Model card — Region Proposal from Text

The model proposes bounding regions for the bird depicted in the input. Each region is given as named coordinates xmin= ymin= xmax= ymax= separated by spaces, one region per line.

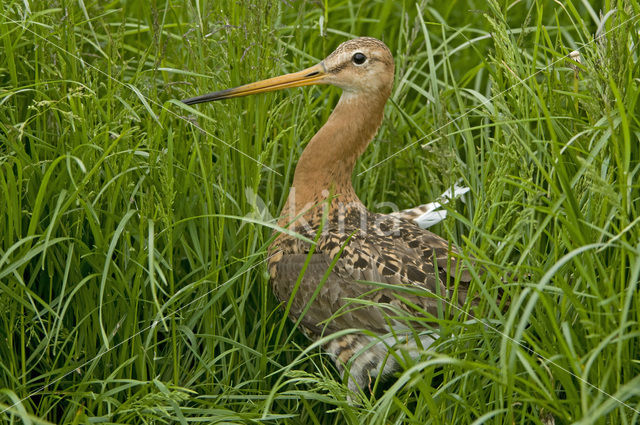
xmin=183 ymin=37 xmax=483 ymax=399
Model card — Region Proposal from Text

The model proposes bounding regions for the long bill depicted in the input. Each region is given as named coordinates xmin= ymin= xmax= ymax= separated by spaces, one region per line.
xmin=182 ymin=62 xmax=327 ymax=105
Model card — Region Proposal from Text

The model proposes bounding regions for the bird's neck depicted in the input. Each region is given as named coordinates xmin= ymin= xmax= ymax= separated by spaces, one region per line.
xmin=281 ymin=91 xmax=387 ymax=224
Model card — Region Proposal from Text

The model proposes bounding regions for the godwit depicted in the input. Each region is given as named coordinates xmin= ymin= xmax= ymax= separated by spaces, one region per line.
xmin=184 ymin=37 xmax=482 ymax=398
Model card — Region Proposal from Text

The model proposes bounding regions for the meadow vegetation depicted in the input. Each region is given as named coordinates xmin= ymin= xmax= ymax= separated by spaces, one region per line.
xmin=1 ymin=0 xmax=639 ymax=423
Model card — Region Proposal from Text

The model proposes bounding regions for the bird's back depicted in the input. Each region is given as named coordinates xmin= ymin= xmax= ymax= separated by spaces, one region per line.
xmin=267 ymin=202 xmax=475 ymax=396
xmin=268 ymin=203 xmax=473 ymax=336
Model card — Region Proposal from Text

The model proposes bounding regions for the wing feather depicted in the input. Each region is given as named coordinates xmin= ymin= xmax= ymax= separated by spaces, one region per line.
xmin=269 ymin=212 xmax=473 ymax=335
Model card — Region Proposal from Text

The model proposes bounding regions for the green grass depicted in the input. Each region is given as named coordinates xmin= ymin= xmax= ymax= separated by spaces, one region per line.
xmin=1 ymin=0 xmax=639 ymax=423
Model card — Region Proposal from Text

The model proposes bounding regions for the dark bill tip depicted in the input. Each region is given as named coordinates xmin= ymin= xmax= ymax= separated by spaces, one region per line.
xmin=182 ymin=88 xmax=234 ymax=105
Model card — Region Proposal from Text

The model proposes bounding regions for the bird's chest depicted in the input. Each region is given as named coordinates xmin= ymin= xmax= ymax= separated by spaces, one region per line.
xmin=268 ymin=205 xmax=378 ymax=260
xmin=266 ymin=208 xmax=405 ymax=302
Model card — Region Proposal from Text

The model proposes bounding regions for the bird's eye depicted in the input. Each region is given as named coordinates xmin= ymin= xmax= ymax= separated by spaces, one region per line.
xmin=352 ymin=52 xmax=366 ymax=65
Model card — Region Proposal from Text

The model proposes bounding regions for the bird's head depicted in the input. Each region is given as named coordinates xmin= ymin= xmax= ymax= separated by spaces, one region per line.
xmin=182 ymin=37 xmax=394 ymax=105
xmin=320 ymin=37 xmax=395 ymax=96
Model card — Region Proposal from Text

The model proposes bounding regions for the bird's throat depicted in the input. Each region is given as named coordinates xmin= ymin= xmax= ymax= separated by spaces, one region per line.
xmin=285 ymin=93 xmax=387 ymax=217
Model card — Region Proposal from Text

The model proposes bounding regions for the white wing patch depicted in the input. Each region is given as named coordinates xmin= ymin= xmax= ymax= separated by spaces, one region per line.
xmin=389 ymin=183 xmax=470 ymax=228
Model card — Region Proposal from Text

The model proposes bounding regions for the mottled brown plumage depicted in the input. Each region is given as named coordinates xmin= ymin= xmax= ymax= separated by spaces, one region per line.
xmin=184 ymin=37 xmax=477 ymax=398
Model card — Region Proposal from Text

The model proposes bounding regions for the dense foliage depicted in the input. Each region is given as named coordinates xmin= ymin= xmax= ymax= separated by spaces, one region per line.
xmin=1 ymin=0 xmax=639 ymax=423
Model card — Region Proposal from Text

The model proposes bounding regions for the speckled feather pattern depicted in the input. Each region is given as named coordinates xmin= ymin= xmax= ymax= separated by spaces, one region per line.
xmin=268 ymin=201 xmax=474 ymax=395
xmin=269 ymin=203 xmax=472 ymax=332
